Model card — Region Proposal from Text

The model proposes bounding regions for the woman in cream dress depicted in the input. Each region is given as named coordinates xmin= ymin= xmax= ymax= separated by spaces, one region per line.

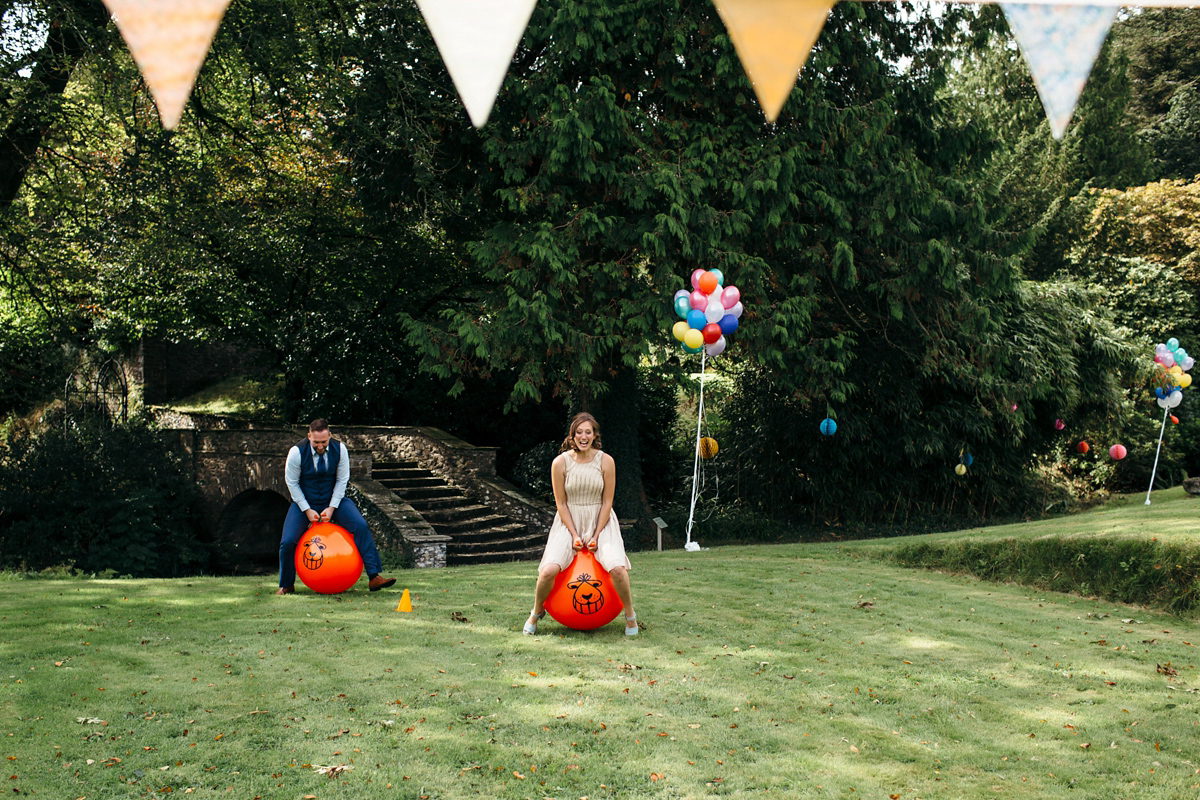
xmin=524 ymin=412 xmax=638 ymax=636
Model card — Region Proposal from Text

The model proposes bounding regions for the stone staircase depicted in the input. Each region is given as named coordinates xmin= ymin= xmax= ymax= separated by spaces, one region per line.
xmin=371 ymin=460 xmax=544 ymax=565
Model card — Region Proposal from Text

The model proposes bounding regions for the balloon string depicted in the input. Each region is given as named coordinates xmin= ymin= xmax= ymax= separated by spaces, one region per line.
xmin=1144 ymin=405 xmax=1170 ymax=506
xmin=686 ymin=351 xmax=706 ymax=546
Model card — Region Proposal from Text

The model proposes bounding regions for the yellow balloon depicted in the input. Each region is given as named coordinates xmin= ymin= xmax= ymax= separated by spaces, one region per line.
xmin=683 ymin=328 xmax=704 ymax=349
xmin=1170 ymin=365 xmax=1183 ymax=376
xmin=954 ymin=464 xmax=967 ymax=476
xmin=1183 ymin=373 xmax=1194 ymax=388
xmin=672 ymin=321 xmax=689 ymax=342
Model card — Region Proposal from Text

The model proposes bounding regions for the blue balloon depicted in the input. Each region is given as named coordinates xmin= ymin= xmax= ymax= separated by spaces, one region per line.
xmin=718 ymin=314 xmax=739 ymax=335
xmin=1168 ymin=337 xmax=1180 ymax=350
xmin=820 ymin=418 xmax=837 ymax=436
xmin=682 ymin=343 xmax=704 ymax=354
xmin=710 ymin=268 xmax=725 ymax=287
xmin=674 ymin=296 xmax=691 ymax=319
xmin=687 ymin=309 xmax=707 ymax=329
xmin=963 ymin=454 xmax=974 ymax=466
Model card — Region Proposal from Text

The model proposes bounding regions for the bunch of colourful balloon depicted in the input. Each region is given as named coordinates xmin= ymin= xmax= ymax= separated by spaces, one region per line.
xmin=670 ymin=269 xmax=745 ymax=357
xmin=1153 ymin=337 xmax=1193 ymax=409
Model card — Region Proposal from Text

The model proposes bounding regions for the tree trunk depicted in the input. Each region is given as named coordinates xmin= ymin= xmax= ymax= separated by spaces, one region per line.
xmin=584 ymin=363 xmax=656 ymax=549
xmin=0 ymin=1 xmax=111 ymax=208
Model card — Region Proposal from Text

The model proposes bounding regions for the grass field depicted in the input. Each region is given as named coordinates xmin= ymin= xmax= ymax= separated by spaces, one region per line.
xmin=3 ymin=490 xmax=1200 ymax=798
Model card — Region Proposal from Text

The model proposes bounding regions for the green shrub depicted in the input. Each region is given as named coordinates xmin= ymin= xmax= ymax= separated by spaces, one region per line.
xmin=888 ymin=535 xmax=1200 ymax=613
xmin=0 ymin=416 xmax=210 ymax=576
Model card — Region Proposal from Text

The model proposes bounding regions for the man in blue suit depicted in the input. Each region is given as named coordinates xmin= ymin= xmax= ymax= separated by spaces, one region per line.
xmin=277 ymin=419 xmax=395 ymax=595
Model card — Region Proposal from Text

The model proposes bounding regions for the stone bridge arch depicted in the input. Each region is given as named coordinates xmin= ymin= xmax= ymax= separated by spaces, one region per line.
xmin=160 ymin=420 xmax=554 ymax=573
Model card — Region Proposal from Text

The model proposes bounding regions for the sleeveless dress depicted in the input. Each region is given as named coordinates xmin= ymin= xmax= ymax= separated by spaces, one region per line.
xmin=537 ymin=450 xmax=630 ymax=573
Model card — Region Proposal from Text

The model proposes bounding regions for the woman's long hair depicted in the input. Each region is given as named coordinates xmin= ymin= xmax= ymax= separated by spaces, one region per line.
xmin=560 ymin=412 xmax=603 ymax=453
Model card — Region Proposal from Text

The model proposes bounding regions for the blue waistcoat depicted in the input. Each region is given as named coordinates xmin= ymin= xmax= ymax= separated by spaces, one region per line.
xmin=297 ymin=438 xmax=342 ymax=509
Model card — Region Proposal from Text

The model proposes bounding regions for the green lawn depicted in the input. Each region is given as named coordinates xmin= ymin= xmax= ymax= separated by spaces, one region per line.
xmin=3 ymin=490 xmax=1200 ymax=798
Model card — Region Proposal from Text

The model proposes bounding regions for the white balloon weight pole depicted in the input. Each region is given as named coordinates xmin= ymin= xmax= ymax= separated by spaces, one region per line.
xmin=1145 ymin=405 xmax=1171 ymax=505
xmin=684 ymin=352 xmax=706 ymax=551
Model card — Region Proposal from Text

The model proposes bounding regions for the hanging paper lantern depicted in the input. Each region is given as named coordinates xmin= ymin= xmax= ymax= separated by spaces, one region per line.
xmin=954 ymin=464 xmax=967 ymax=476
xmin=819 ymin=418 xmax=837 ymax=436
xmin=1076 ymin=441 xmax=1089 ymax=454
xmin=698 ymin=437 xmax=719 ymax=459
xmin=1108 ymin=444 xmax=1127 ymax=460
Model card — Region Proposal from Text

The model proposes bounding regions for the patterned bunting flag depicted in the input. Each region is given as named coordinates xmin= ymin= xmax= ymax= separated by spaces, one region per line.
xmin=1002 ymin=3 xmax=1118 ymax=139
xmin=103 ymin=0 xmax=232 ymax=130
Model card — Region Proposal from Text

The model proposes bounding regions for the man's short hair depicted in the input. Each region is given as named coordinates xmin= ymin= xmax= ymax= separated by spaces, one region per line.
xmin=309 ymin=419 xmax=330 ymax=433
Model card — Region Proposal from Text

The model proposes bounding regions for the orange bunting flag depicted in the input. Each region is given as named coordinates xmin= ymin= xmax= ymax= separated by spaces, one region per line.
xmin=712 ymin=0 xmax=835 ymax=123
xmin=103 ymin=0 xmax=232 ymax=129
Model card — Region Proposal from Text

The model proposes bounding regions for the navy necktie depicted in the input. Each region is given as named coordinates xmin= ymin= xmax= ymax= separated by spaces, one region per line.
xmin=317 ymin=454 xmax=326 ymax=473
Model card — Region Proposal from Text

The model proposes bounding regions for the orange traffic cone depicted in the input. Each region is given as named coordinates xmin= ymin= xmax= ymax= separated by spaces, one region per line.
xmin=395 ymin=589 xmax=413 ymax=612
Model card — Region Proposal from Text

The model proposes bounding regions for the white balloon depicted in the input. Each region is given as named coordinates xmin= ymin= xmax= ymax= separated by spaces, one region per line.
xmin=705 ymin=336 xmax=727 ymax=357
xmin=1169 ymin=392 xmax=1184 ymax=408
xmin=1185 ymin=357 xmax=1195 ymax=371
xmin=1158 ymin=397 xmax=1170 ymax=409
xmin=705 ymin=299 xmax=724 ymax=324
xmin=729 ymin=301 xmax=744 ymax=319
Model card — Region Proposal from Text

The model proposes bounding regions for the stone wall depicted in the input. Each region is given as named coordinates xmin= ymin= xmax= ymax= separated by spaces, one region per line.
xmin=349 ymin=480 xmax=449 ymax=569
xmin=161 ymin=420 xmax=552 ymax=569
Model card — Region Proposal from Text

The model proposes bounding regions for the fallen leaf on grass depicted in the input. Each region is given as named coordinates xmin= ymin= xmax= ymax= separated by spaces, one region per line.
xmin=650 ymin=772 xmax=663 ymax=782
xmin=1158 ymin=663 xmax=1179 ymax=677
xmin=450 ymin=611 xmax=469 ymax=623
xmin=328 ymin=729 xmax=351 ymax=739
xmin=76 ymin=717 xmax=105 ymax=725
xmin=313 ymin=764 xmax=352 ymax=779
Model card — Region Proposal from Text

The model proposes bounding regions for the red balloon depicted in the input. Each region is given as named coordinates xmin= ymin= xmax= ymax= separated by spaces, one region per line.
xmin=1171 ymin=415 xmax=1180 ymax=425
xmin=543 ymin=550 xmax=624 ymax=631
xmin=295 ymin=523 xmax=363 ymax=594
xmin=702 ymin=322 xmax=722 ymax=344
xmin=698 ymin=271 xmax=719 ymax=295
xmin=1076 ymin=441 xmax=1090 ymax=454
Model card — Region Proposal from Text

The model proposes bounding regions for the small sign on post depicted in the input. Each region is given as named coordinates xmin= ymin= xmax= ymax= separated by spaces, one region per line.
xmin=652 ymin=517 xmax=667 ymax=551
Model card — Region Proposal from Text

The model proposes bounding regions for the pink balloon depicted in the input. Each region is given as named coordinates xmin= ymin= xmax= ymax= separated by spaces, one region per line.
xmin=728 ymin=301 xmax=743 ymax=320
xmin=690 ymin=269 xmax=706 ymax=291
xmin=1109 ymin=444 xmax=1127 ymax=460
xmin=721 ymin=285 xmax=741 ymax=309
xmin=690 ymin=290 xmax=708 ymax=311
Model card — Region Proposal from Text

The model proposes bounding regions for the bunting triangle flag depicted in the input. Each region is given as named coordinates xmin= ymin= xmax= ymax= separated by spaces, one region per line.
xmin=1002 ymin=3 xmax=1118 ymax=139
xmin=103 ymin=0 xmax=232 ymax=130
xmin=712 ymin=0 xmax=835 ymax=123
xmin=415 ymin=0 xmax=538 ymax=128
